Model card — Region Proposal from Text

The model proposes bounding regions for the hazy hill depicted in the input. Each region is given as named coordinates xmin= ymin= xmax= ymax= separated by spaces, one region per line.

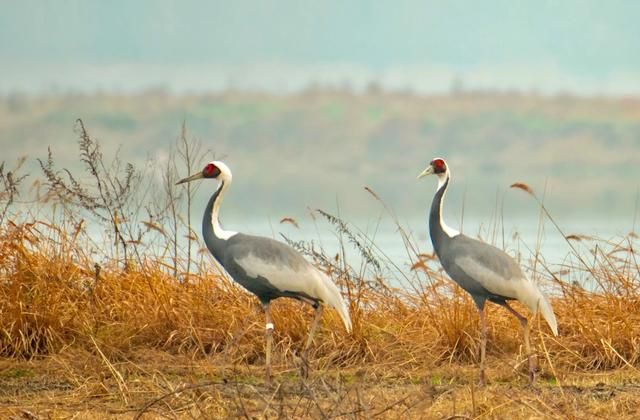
xmin=2 ymin=90 xmax=639 ymax=226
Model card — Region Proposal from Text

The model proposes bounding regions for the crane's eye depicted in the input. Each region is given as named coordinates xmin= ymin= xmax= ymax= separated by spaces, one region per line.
xmin=203 ymin=163 xmax=218 ymax=177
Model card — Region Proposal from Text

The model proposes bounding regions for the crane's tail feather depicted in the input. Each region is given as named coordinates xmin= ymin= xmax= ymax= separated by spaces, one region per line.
xmin=520 ymin=280 xmax=558 ymax=336
xmin=537 ymin=293 xmax=558 ymax=336
xmin=317 ymin=272 xmax=352 ymax=333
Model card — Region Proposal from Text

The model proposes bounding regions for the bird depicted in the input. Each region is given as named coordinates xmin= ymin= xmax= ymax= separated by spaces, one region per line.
xmin=417 ymin=157 xmax=558 ymax=385
xmin=177 ymin=160 xmax=352 ymax=385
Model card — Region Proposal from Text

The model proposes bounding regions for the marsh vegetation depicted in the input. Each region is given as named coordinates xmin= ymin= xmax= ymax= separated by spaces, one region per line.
xmin=1 ymin=99 xmax=640 ymax=418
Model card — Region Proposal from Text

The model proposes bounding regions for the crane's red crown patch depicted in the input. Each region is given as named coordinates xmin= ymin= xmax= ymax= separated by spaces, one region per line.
xmin=203 ymin=163 xmax=219 ymax=178
xmin=431 ymin=158 xmax=446 ymax=173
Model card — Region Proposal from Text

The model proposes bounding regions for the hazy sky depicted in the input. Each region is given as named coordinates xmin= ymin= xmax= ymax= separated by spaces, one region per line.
xmin=1 ymin=0 xmax=639 ymax=95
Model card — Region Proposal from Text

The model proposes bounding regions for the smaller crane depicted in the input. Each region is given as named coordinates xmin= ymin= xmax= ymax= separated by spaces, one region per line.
xmin=418 ymin=158 xmax=558 ymax=385
xmin=177 ymin=161 xmax=352 ymax=385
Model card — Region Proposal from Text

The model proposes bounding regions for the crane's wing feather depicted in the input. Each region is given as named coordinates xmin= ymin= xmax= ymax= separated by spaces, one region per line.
xmin=223 ymin=234 xmax=352 ymax=331
xmin=454 ymin=256 xmax=523 ymax=300
xmin=448 ymin=236 xmax=558 ymax=335
xmin=448 ymin=235 xmax=526 ymax=300
xmin=226 ymin=234 xmax=313 ymax=294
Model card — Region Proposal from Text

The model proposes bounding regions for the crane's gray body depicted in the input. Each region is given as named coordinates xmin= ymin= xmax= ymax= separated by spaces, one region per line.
xmin=430 ymin=178 xmax=524 ymax=310
xmin=180 ymin=160 xmax=352 ymax=387
xmin=422 ymin=159 xmax=558 ymax=385
xmin=201 ymin=183 xmax=320 ymax=305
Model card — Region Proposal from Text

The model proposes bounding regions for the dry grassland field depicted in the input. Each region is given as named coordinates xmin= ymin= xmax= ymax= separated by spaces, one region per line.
xmin=1 ymin=95 xmax=640 ymax=419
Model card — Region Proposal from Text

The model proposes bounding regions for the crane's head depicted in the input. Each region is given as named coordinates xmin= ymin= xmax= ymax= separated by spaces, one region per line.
xmin=176 ymin=160 xmax=232 ymax=185
xmin=417 ymin=158 xmax=448 ymax=180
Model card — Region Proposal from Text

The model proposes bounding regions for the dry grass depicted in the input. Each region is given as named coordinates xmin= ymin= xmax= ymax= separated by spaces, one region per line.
xmin=1 ymin=215 xmax=640 ymax=419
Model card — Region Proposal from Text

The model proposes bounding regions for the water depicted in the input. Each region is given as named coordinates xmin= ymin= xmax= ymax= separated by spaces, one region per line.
xmin=238 ymin=216 xmax=637 ymax=286
xmin=80 ymin=211 xmax=636 ymax=292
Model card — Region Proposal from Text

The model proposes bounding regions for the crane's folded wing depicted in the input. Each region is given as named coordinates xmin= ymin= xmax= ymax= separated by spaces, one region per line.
xmin=233 ymin=251 xmax=317 ymax=295
xmin=454 ymin=255 xmax=524 ymax=300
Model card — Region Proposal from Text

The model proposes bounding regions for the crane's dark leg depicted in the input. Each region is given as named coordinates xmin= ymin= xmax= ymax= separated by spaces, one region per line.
xmin=263 ymin=302 xmax=274 ymax=387
xmin=502 ymin=302 xmax=535 ymax=384
xmin=300 ymin=304 xmax=324 ymax=379
xmin=478 ymin=306 xmax=488 ymax=386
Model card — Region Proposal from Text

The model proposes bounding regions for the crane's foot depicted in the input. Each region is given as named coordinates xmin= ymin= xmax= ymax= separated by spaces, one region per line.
xmin=528 ymin=364 xmax=536 ymax=384
xmin=478 ymin=369 xmax=487 ymax=387
xmin=299 ymin=351 xmax=310 ymax=379
xmin=527 ymin=354 xmax=537 ymax=386
xmin=265 ymin=371 xmax=272 ymax=388
xmin=300 ymin=362 xmax=309 ymax=380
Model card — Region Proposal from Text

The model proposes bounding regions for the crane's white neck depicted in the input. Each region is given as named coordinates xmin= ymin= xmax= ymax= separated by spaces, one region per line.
xmin=436 ymin=170 xmax=460 ymax=238
xmin=211 ymin=172 xmax=238 ymax=240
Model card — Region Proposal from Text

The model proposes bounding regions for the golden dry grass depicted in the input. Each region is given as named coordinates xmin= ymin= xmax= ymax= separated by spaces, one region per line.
xmin=1 ymin=220 xmax=640 ymax=419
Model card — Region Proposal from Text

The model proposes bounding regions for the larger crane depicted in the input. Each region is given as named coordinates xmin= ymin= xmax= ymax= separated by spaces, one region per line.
xmin=177 ymin=161 xmax=352 ymax=385
xmin=417 ymin=158 xmax=558 ymax=385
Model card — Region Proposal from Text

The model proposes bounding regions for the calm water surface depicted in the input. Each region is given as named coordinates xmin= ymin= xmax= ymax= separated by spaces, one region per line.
xmin=238 ymin=216 xmax=637 ymax=291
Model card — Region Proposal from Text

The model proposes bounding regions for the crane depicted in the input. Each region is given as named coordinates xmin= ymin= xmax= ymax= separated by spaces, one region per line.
xmin=177 ymin=161 xmax=352 ymax=385
xmin=417 ymin=158 xmax=558 ymax=385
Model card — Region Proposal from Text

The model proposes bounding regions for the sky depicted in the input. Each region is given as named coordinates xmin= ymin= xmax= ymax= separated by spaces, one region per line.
xmin=1 ymin=0 xmax=639 ymax=95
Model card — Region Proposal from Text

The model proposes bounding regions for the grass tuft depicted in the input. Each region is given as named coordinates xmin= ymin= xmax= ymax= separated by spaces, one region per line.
xmin=1 ymin=216 xmax=640 ymax=418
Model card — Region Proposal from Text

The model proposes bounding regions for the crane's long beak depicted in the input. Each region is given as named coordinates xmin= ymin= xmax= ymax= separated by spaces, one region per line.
xmin=417 ymin=166 xmax=434 ymax=179
xmin=176 ymin=172 xmax=204 ymax=185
